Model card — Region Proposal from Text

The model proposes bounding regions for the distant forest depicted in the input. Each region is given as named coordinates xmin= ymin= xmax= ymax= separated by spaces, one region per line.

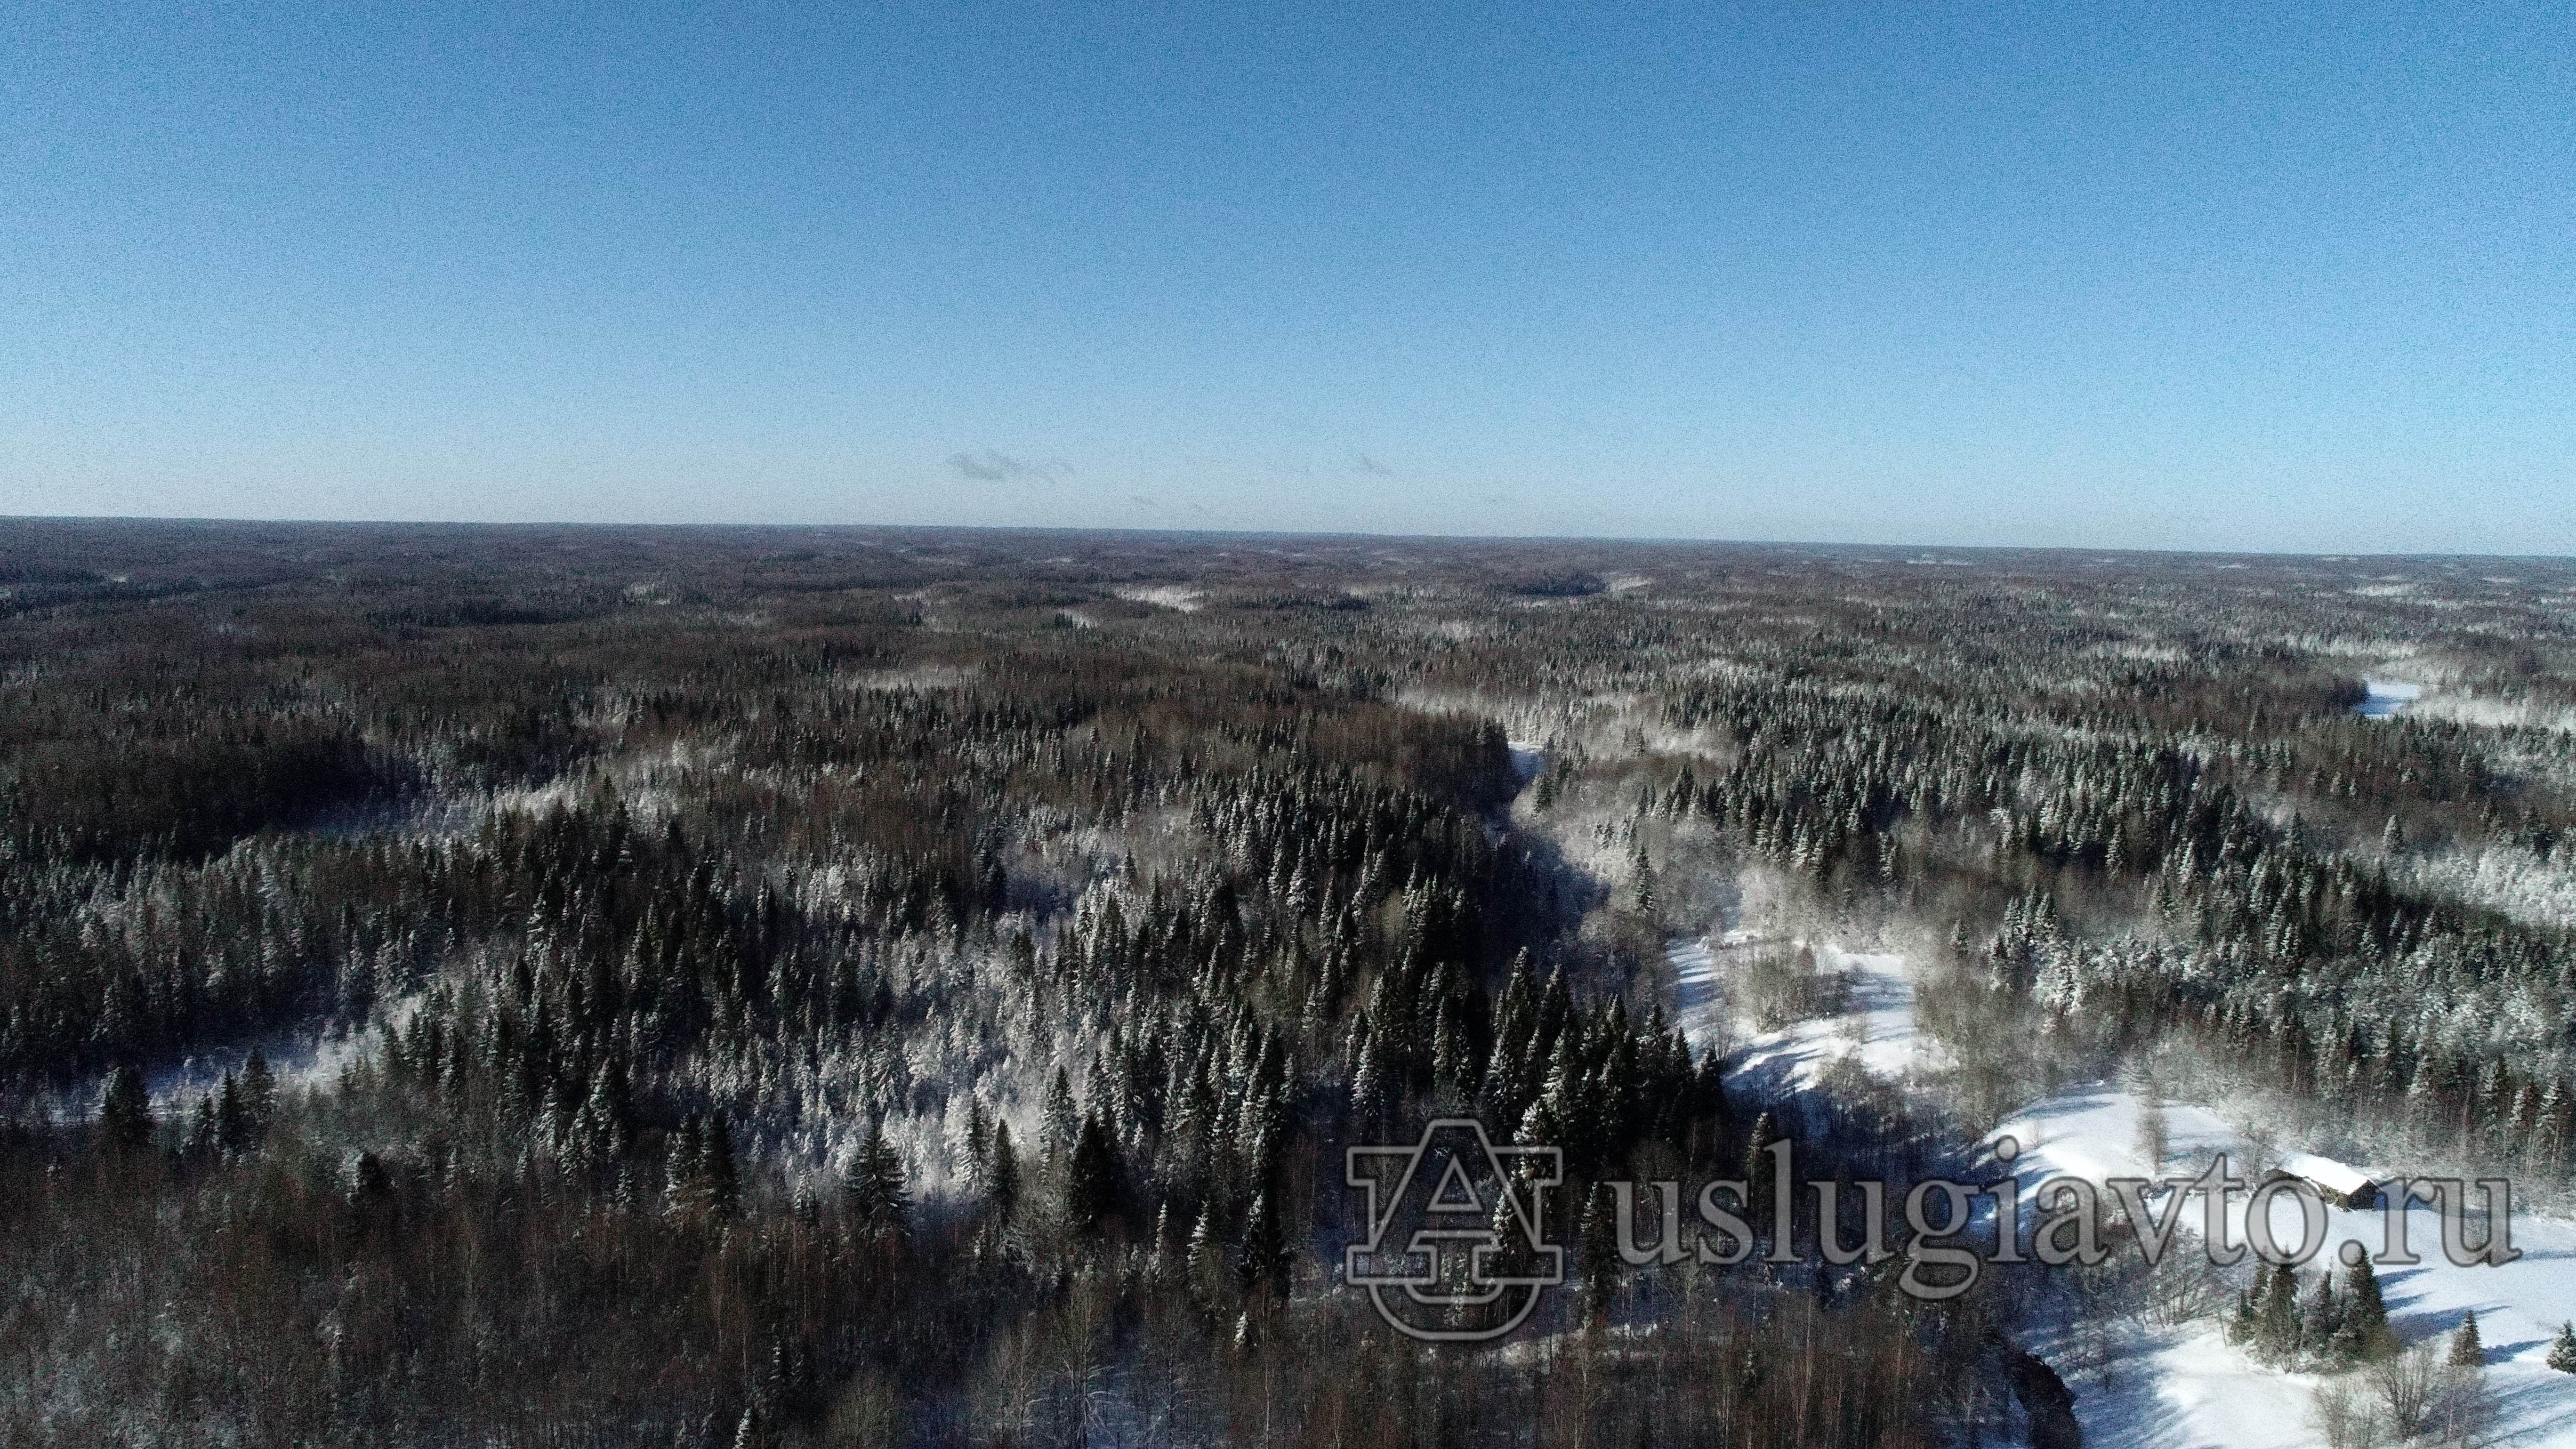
xmin=6 ymin=520 xmax=2574 ymax=1447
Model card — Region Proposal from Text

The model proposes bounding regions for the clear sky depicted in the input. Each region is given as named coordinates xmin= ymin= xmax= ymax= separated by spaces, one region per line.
xmin=6 ymin=2 xmax=2571 ymax=553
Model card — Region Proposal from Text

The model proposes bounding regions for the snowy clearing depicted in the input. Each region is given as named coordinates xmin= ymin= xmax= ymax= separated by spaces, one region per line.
xmin=1670 ymin=931 xmax=2576 ymax=1447
xmin=1668 ymin=934 xmax=1940 ymax=1093
xmin=1988 ymin=1089 xmax=2576 ymax=1449
xmin=48 ymin=1005 xmax=414 ymax=1125
xmin=1114 ymin=584 xmax=1204 ymax=612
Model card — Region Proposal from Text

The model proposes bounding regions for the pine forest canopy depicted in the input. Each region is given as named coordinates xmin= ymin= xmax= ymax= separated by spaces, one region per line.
xmin=4 ymin=518 xmax=2575 ymax=1447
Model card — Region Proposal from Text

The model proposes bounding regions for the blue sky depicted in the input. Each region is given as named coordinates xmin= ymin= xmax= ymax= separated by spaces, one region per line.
xmin=6 ymin=2 xmax=2571 ymax=552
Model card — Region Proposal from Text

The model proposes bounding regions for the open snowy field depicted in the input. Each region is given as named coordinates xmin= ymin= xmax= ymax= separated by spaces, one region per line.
xmin=2357 ymin=679 xmax=2425 ymax=719
xmin=1666 ymin=932 xmax=2576 ymax=1447
xmin=1992 ymin=1090 xmax=2576 ymax=1448
xmin=1668 ymin=934 xmax=1935 ymax=1087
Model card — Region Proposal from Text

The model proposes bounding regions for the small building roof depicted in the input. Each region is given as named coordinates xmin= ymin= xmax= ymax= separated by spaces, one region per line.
xmin=2276 ymin=1151 xmax=2375 ymax=1197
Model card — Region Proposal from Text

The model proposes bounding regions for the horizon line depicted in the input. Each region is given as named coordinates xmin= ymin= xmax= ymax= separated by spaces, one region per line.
xmin=4 ymin=514 xmax=2572 ymax=566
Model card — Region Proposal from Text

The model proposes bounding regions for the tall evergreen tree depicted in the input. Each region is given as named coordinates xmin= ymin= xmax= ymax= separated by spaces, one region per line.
xmin=2300 ymin=1272 xmax=2342 ymax=1357
xmin=1580 ymin=1180 xmax=1619 ymax=1322
xmin=2449 ymin=1308 xmax=2484 ymax=1367
xmin=1041 ymin=1066 xmax=1080 ymax=1170
xmin=705 ymin=1119 xmax=741 ymax=1219
xmin=185 ymin=1092 xmax=219 ymax=1159
xmin=985 ymin=1119 xmax=1021 ymax=1228
xmin=215 ymin=1072 xmax=247 ymax=1152
xmin=100 ymin=1066 xmax=153 ymax=1153
xmin=961 ymin=1099 xmax=992 ymax=1194
xmin=1186 ymin=1204 xmax=1228 ymax=1312
xmin=240 ymin=1048 xmax=276 ymax=1137
xmin=2340 ymin=1253 xmax=2393 ymax=1358
xmin=1743 ymin=1111 xmax=1780 ymax=1239
xmin=846 ymin=1119 xmax=909 ymax=1238
xmin=1239 ymin=1191 xmax=1288 ymax=1303
xmin=1063 ymin=1114 xmax=1124 ymax=1241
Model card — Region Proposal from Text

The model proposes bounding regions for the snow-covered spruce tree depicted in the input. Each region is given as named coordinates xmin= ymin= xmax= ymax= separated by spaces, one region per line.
xmin=2335 ymin=1253 xmax=2395 ymax=1360
xmin=98 ymin=1065 xmax=153 ymax=1154
xmin=2448 ymin=1308 xmax=2483 ymax=1367
xmin=1238 ymin=1190 xmax=1288 ymax=1305
xmin=2300 ymin=1273 xmax=2343 ymax=1361
xmin=2548 ymin=1320 xmax=2576 ymax=1374
xmin=1062 ymin=1113 xmax=1125 ymax=1244
xmin=1580 ymin=1180 xmax=1619 ymax=1325
xmin=1041 ymin=1064 xmax=1081 ymax=1173
xmin=846 ymin=1118 xmax=909 ymax=1239
xmin=984 ymin=1119 xmax=1021 ymax=1230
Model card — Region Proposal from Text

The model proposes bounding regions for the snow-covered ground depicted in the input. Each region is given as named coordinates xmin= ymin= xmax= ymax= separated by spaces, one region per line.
xmin=1989 ymin=1089 xmax=2576 ymax=1449
xmin=146 ymin=1013 xmax=400 ymax=1111
xmin=1666 ymin=930 xmax=2576 ymax=1447
xmin=1668 ymin=933 xmax=1935 ymax=1089
xmin=1668 ymin=935 xmax=1721 ymax=1033
xmin=42 ymin=1006 xmax=409 ymax=1124
xmin=1114 ymin=584 xmax=1204 ymax=612
xmin=2357 ymin=679 xmax=2424 ymax=719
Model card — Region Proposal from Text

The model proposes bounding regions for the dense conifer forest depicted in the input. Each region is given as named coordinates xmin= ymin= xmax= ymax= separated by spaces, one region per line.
xmin=6 ymin=520 xmax=2575 ymax=1446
